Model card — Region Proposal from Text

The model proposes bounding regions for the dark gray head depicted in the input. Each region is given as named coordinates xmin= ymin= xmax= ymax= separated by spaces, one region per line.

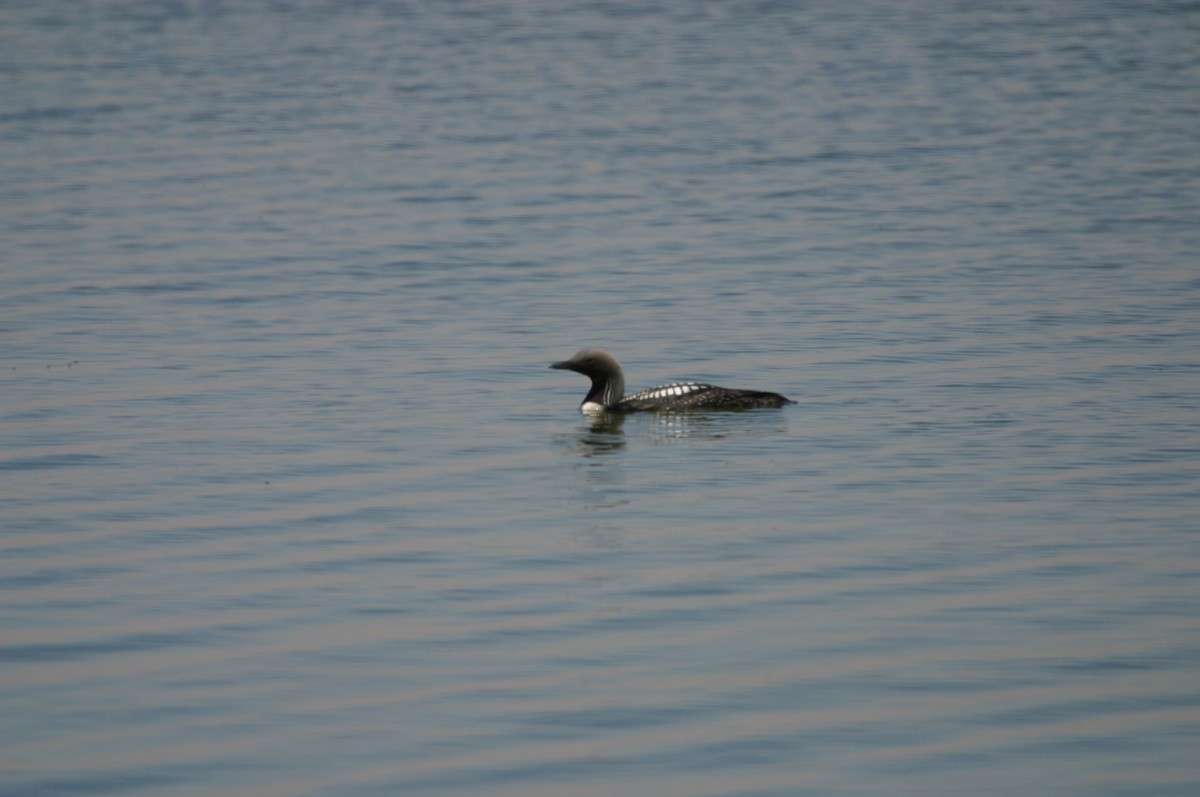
xmin=549 ymin=348 xmax=625 ymax=408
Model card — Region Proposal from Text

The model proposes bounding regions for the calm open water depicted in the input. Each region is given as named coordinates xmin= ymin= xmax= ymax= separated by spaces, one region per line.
xmin=3 ymin=2 xmax=1199 ymax=795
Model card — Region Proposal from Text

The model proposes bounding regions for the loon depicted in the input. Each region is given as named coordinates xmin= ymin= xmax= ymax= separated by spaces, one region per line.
xmin=550 ymin=348 xmax=793 ymax=414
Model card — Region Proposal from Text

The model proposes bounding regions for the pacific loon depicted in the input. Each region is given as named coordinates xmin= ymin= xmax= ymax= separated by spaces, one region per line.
xmin=550 ymin=348 xmax=793 ymax=414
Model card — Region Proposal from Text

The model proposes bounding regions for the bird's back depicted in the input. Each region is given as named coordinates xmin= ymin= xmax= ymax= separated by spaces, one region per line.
xmin=614 ymin=382 xmax=793 ymax=412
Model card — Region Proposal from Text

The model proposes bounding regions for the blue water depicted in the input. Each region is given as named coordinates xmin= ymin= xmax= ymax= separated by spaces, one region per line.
xmin=3 ymin=2 xmax=1199 ymax=795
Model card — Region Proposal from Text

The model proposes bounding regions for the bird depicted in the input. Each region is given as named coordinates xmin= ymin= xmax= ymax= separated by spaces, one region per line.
xmin=550 ymin=348 xmax=793 ymax=414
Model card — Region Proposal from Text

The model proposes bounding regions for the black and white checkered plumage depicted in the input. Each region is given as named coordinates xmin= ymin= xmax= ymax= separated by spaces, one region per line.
xmin=550 ymin=348 xmax=793 ymax=414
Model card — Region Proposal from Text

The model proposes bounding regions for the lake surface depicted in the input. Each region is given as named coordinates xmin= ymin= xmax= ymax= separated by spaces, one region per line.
xmin=3 ymin=2 xmax=1199 ymax=795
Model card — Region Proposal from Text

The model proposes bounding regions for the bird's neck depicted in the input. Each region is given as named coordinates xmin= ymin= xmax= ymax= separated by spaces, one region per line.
xmin=585 ymin=373 xmax=624 ymax=407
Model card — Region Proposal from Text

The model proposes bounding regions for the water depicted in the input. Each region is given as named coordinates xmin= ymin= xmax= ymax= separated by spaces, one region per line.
xmin=3 ymin=2 xmax=1199 ymax=795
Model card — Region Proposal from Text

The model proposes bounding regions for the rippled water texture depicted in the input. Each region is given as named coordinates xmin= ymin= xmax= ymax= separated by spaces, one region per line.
xmin=3 ymin=2 xmax=1199 ymax=795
